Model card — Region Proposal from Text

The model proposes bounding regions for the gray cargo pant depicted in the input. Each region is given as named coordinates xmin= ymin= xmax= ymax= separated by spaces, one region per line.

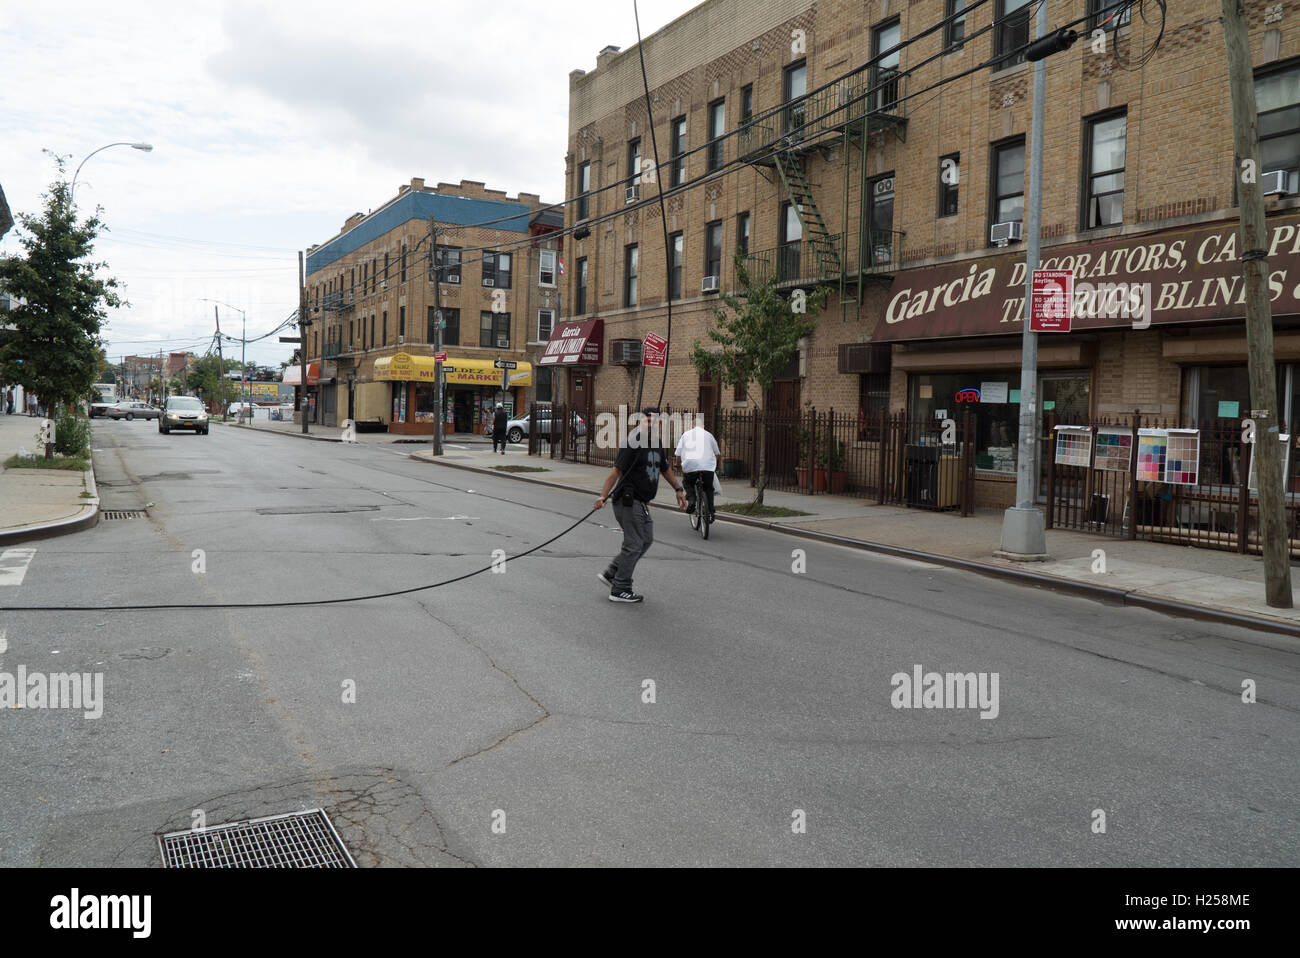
xmin=605 ymin=497 xmax=654 ymax=591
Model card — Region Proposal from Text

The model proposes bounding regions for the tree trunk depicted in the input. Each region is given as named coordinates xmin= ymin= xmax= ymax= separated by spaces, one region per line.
xmin=754 ymin=405 xmax=767 ymax=506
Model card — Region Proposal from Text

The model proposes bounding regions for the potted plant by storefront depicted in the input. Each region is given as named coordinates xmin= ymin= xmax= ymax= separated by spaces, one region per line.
xmin=814 ymin=439 xmax=848 ymax=493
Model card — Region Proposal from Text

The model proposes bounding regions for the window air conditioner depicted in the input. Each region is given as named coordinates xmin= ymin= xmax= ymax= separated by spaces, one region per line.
xmin=380 ymin=279 xmax=388 ymax=290
xmin=701 ymin=275 xmax=720 ymax=293
xmin=497 ymin=338 xmax=508 ymax=348
xmin=483 ymin=277 xmax=495 ymax=287
xmin=989 ymin=221 xmax=1023 ymax=245
xmin=611 ymin=339 xmax=642 ymax=365
xmin=626 ymin=185 xmax=639 ymax=204
xmin=1263 ymin=170 xmax=1289 ymax=196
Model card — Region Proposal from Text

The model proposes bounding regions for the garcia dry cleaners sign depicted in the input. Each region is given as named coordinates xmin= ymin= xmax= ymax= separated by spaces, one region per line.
xmin=875 ymin=211 xmax=1300 ymax=341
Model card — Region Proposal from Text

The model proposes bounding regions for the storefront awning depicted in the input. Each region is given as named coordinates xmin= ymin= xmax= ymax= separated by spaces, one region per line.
xmin=873 ymin=210 xmax=1300 ymax=343
xmin=281 ymin=362 xmax=321 ymax=386
xmin=374 ymin=352 xmax=532 ymax=386
xmin=539 ymin=319 xmax=603 ymax=365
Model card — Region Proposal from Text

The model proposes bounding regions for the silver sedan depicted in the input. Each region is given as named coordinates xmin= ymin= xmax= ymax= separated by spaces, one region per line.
xmin=105 ymin=401 xmax=161 ymax=421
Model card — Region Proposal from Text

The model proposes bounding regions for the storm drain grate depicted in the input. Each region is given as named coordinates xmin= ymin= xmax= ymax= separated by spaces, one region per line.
xmin=102 ymin=510 xmax=146 ymax=520
xmin=158 ymin=809 xmax=356 ymax=868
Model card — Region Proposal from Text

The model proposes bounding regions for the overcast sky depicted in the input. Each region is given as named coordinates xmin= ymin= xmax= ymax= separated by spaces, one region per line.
xmin=0 ymin=0 xmax=699 ymax=369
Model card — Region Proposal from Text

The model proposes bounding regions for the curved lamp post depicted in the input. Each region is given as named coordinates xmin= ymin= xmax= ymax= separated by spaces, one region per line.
xmin=70 ymin=142 xmax=153 ymax=205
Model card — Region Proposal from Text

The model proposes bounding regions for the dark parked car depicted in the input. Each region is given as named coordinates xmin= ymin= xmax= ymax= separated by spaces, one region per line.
xmin=159 ymin=396 xmax=209 ymax=435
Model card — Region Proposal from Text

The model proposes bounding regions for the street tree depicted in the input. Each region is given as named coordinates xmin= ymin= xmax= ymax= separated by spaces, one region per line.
xmin=690 ymin=252 xmax=828 ymax=504
xmin=0 ymin=155 xmax=123 ymax=413
xmin=185 ymin=354 xmax=241 ymax=405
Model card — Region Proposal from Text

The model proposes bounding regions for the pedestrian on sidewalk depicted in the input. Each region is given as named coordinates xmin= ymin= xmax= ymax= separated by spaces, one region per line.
xmin=4 ymin=387 xmax=13 ymax=415
xmin=593 ymin=408 xmax=687 ymax=603
xmin=492 ymin=403 xmax=508 ymax=454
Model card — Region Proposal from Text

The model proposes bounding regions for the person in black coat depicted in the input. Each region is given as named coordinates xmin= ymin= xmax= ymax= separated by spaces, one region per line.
xmin=492 ymin=403 xmax=508 ymax=454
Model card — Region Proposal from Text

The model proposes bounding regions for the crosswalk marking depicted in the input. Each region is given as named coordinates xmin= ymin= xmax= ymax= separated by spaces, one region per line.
xmin=0 ymin=548 xmax=37 ymax=586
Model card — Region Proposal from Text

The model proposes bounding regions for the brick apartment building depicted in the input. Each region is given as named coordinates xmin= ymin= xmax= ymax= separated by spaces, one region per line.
xmin=302 ymin=178 xmax=562 ymax=433
xmin=560 ymin=0 xmax=1300 ymax=508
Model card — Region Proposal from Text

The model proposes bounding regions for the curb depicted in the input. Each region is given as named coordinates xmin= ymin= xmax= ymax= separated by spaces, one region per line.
xmin=0 ymin=455 xmax=100 ymax=546
xmin=410 ymin=452 xmax=1300 ymax=641
xmin=214 ymin=421 xmax=341 ymax=443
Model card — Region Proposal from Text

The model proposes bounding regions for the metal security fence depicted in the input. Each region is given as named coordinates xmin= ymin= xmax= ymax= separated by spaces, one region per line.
xmin=1046 ymin=410 xmax=1300 ymax=556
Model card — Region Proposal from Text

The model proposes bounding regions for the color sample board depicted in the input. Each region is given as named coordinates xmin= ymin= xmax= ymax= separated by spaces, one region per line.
xmin=1247 ymin=433 xmax=1292 ymax=492
xmin=1137 ymin=429 xmax=1167 ymax=482
xmin=1163 ymin=429 xmax=1200 ymax=485
xmin=1095 ymin=428 xmax=1133 ymax=472
xmin=1053 ymin=426 xmax=1093 ymax=467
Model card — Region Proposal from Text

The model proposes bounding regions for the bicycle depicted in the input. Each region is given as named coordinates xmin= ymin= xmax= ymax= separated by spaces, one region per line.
xmin=687 ymin=471 xmax=713 ymax=540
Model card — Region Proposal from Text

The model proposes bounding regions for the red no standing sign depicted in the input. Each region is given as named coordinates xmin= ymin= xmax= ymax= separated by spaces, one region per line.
xmin=1030 ymin=269 xmax=1074 ymax=332
xmin=643 ymin=333 xmax=668 ymax=367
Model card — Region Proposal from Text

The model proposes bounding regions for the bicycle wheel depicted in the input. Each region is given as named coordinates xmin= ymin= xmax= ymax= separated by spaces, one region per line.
xmin=701 ymin=504 xmax=710 ymax=539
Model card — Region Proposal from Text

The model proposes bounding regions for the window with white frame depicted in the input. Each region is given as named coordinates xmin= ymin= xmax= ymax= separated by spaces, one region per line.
xmin=539 ymin=249 xmax=557 ymax=286
xmin=537 ymin=308 xmax=555 ymax=342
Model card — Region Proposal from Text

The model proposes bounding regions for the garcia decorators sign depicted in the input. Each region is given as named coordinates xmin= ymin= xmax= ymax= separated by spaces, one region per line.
xmin=874 ymin=211 xmax=1300 ymax=342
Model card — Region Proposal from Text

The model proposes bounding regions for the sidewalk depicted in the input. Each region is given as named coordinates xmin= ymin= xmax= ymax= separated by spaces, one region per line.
xmin=214 ymin=417 xmax=496 ymax=447
xmin=0 ymin=412 xmax=98 ymax=544
xmin=410 ymin=441 xmax=1300 ymax=637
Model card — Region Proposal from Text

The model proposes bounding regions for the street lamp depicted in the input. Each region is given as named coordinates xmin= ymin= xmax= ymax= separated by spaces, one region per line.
xmin=199 ymin=299 xmax=249 ymax=420
xmin=998 ymin=5 xmax=1077 ymax=559
xmin=69 ymin=142 xmax=153 ymax=205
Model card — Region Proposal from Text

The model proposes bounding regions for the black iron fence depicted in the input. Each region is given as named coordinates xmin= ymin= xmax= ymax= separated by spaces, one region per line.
xmin=1045 ymin=410 xmax=1300 ymax=556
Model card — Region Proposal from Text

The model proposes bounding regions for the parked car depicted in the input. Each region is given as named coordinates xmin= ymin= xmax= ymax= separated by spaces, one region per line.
xmin=89 ymin=399 xmax=117 ymax=418
xmin=505 ymin=406 xmax=587 ymax=444
xmin=227 ymin=401 xmax=257 ymax=418
xmin=105 ymin=401 xmax=160 ymax=421
xmin=159 ymin=396 xmax=209 ymax=435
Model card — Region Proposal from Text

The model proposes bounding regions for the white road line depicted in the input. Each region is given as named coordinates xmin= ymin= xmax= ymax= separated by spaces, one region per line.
xmin=0 ymin=548 xmax=37 ymax=587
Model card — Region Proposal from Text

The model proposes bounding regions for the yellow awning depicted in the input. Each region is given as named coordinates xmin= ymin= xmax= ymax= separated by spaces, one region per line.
xmin=373 ymin=352 xmax=532 ymax=386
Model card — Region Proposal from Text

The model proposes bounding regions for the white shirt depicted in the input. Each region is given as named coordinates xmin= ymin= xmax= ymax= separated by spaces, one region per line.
xmin=675 ymin=426 xmax=720 ymax=473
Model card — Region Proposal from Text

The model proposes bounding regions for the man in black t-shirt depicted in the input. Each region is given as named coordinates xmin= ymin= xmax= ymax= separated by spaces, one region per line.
xmin=593 ymin=408 xmax=687 ymax=603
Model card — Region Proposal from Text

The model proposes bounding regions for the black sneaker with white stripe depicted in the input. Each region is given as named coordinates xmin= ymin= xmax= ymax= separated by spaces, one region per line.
xmin=608 ymin=588 xmax=643 ymax=603
xmin=597 ymin=570 xmax=613 ymax=587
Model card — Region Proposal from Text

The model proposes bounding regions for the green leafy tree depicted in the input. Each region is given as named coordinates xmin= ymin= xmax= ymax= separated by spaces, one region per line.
xmin=185 ymin=354 xmax=240 ymax=407
xmin=0 ymin=155 xmax=123 ymax=412
xmin=690 ymin=253 xmax=828 ymax=504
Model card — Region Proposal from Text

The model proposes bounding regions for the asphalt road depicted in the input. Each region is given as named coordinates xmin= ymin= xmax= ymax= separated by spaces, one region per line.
xmin=1 ymin=418 xmax=1297 ymax=867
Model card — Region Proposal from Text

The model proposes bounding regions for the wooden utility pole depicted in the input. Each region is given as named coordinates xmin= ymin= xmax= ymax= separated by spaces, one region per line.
xmin=430 ymin=217 xmax=443 ymax=457
xmin=214 ymin=306 xmax=226 ymax=418
xmin=299 ymin=251 xmax=310 ymax=435
xmin=1222 ymin=0 xmax=1293 ymax=607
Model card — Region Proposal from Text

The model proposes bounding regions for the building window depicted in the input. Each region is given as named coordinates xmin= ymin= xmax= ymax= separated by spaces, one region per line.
xmin=628 ymin=138 xmax=642 ymax=190
xmin=381 ymin=310 xmax=387 ymax=346
xmin=399 ymin=305 xmax=406 ymax=339
xmin=435 ymin=246 xmax=461 ymax=284
xmin=705 ymin=221 xmax=722 ymax=281
xmin=870 ymin=174 xmax=896 ymax=266
xmin=482 ymin=250 xmax=511 ymax=289
xmin=734 ymin=380 xmax=747 ymax=401
xmin=369 ymin=315 xmax=375 ymax=349
xmin=624 ymin=244 xmax=639 ymax=307
xmin=995 ymin=0 xmax=1032 ymax=68
xmin=429 ymin=307 xmax=460 ymax=346
xmin=670 ymin=116 xmax=687 ymax=186
xmin=946 ymin=0 xmax=967 ymax=49
xmin=371 ymin=258 xmax=378 ymax=293
xmin=859 ymin=373 xmax=890 ymax=439
xmin=741 ymin=84 xmax=754 ymax=125
xmin=363 ymin=262 xmax=369 ymax=295
xmin=779 ymin=202 xmax=802 ymax=280
xmin=401 ymin=244 xmax=407 ymax=283
xmin=383 ymin=252 xmax=389 ymax=287
xmin=910 ymin=372 xmax=1024 ymax=472
xmin=576 ymin=257 xmax=588 ymax=315
xmin=1257 ymin=63 xmax=1300 ymax=195
xmin=1083 ymin=111 xmax=1127 ymax=229
xmin=537 ymin=308 xmax=555 ymax=341
xmin=480 ymin=311 xmax=510 ymax=348
xmin=349 ymin=321 xmax=354 ymax=347
xmin=872 ymin=19 xmax=901 ymax=111
xmin=539 ymin=249 xmax=557 ymax=287
xmin=939 ymin=153 xmax=960 ymax=217
xmin=577 ymin=161 xmax=591 ymax=220
xmin=784 ymin=60 xmax=807 ymax=134
xmin=535 ymin=366 xmax=553 ymax=403
xmin=736 ymin=211 xmax=750 ymax=255
xmin=669 ymin=232 xmax=683 ymax=300
xmin=708 ymin=99 xmax=726 ymax=171
xmin=990 ymin=138 xmax=1026 ymax=234
xmin=1088 ymin=0 xmax=1131 ymax=31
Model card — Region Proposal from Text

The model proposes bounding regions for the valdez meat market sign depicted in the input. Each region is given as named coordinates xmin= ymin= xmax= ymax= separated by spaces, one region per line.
xmin=874 ymin=211 xmax=1300 ymax=342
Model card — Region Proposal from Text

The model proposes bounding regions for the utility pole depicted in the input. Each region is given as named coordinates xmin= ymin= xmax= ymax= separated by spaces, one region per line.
xmin=1222 ymin=0 xmax=1293 ymax=608
xmin=214 ymin=306 xmax=227 ymax=419
xmin=299 ymin=250 xmax=310 ymax=435
xmin=241 ymin=311 xmax=248 ymax=421
xmin=431 ymin=216 xmax=443 ymax=457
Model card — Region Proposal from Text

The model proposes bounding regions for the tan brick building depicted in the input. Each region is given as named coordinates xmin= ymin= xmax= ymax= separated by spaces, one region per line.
xmin=303 ymin=178 xmax=562 ymax=433
xmin=561 ymin=0 xmax=1300 ymax=507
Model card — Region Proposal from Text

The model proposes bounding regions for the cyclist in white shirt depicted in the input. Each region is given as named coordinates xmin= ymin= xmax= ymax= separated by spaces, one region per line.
xmin=674 ymin=423 xmax=721 ymax=521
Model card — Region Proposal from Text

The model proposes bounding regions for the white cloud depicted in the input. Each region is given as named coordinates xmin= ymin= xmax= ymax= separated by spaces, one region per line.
xmin=1 ymin=0 xmax=698 ymax=365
